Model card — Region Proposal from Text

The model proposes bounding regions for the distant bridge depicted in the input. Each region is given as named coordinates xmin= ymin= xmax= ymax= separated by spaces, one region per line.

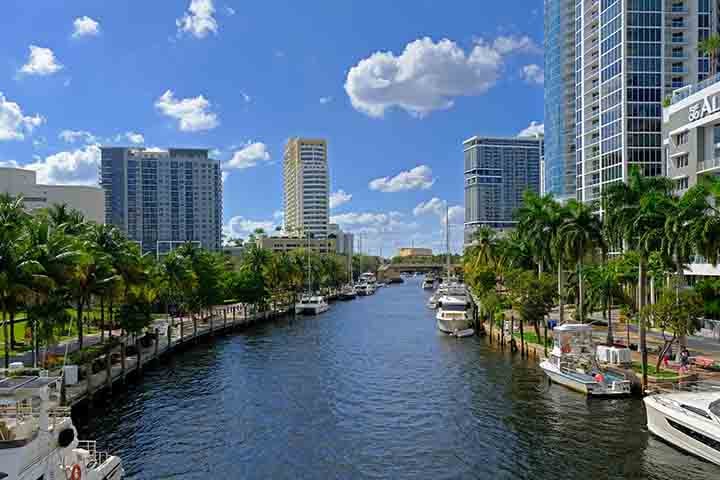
xmin=377 ymin=263 xmax=463 ymax=282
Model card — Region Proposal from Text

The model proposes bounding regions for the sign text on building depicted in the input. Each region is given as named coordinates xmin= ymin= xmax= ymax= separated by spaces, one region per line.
xmin=689 ymin=94 xmax=720 ymax=122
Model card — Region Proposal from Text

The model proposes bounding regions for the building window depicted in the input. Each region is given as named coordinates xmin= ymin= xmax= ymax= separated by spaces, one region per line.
xmin=674 ymin=177 xmax=689 ymax=191
xmin=676 ymin=131 xmax=689 ymax=145
xmin=675 ymin=154 xmax=689 ymax=169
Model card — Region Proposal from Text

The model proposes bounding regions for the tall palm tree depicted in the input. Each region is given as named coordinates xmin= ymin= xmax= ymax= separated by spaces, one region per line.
xmin=557 ymin=199 xmax=604 ymax=322
xmin=469 ymin=226 xmax=499 ymax=270
xmin=604 ymin=169 xmax=673 ymax=389
xmin=699 ymin=33 xmax=720 ymax=77
xmin=516 ymin=191 xmax=562 ymax=276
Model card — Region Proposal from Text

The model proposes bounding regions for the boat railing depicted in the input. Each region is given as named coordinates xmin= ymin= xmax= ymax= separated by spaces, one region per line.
xmin=650 ymin=380 xmax=720 ymax=395
xmin=77 ymin=440 xmax=111 ymax=467
xmin=0 ymin=404 xmax=71 ymax=419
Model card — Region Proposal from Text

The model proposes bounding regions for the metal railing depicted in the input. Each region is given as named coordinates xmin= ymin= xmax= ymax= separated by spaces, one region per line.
xmin=77 ymin=440 xmax=111 ymax=468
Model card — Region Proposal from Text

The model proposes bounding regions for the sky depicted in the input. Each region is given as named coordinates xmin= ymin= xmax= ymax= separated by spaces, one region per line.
xmin=0 ymin=0 xmax=545 ymax=256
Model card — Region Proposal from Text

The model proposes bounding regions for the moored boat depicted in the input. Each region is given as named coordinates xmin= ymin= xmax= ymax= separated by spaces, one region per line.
xmin=338 ymin=285 xmax=357 ymax=301
xmin=644 ymin=388 xmax=720 ymax=465
xmin=295 ymin=295 xmax=330 ymax=315
xmin=0 ymin=375 xmax=124 ymax=480
xmin=435 ymin=295 xmax=472 ymax=335
xmin=539 ymin=324 xmax=631 ymax=397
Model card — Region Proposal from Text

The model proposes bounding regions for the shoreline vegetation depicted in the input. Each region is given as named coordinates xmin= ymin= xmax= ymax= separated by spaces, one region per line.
xmin=0 ymin=194 xmax=379 ymax=378
xmin=464 ymin=170 xmax=720 ymax=389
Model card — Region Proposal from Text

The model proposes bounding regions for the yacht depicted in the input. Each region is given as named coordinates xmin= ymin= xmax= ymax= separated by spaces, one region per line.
xmin=295 ymin=294 xmax=329 ymax=315
xmin=0 ymin=375 xmax=124 ymax=479
xmin=338 ymin=285 xmax=357 ymax=301
xmin=435 ymin=295 xmax=473 ymax=334
xmin=421 ymin=277 xmax=435 ymax=290
xmin=539 ymin=324 xmax=631 ymax=397
xmin=644 ymin=389 xmax=720 ymax=466
xmin=355 ymin=284 xmax=368 ymax=296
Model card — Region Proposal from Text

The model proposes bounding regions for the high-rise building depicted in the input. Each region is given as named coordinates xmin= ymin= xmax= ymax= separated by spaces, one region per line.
xmin=100 ymin=147 xmax=222 ymax=256
xmin=543 ymin=0 xmax=577 ymax=200
xmin=463 ymin=136 xmax=542 ymax=242
xmin=0 ymin=166 xmax=104 ymax=223
xmin=547 ymin=0 xmax=717 ymax=202
xmin=283 ymin=138 xmax=329 ymax=239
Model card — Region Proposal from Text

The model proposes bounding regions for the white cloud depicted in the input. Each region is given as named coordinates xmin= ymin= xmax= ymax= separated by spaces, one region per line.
xmin=0 ymin=160 xmax=20 ymax=168
xmin=221 ymin=171 xmax=229 ymax=183
xmin=369 ymin=165 xmax=435 ymax=192
xmin=225 ymin=141 xmax=270 ymax=169
xmin=492 ymin=35 xmax=541 ymax=55
xmin=240 ymin=91 xmax=251 ymax=103
xmin=319 ymin=96 xmax=333 ymax=104
xmin=59 ymin=130 xmax=97 ymax=144
xmin=521 ymin=64 xmax=544 ymax=85
xmin=177 ymin=0 xmax=218 ymax=39
xmin=330 ymin=190 xmax=352 ymax=209
xmin=224 ymin=216 xmax=277 ymax=239
xmin=518 ymin=121 xmax=544 ymax=138
xmin=19 ymin=45 xmax=63 ymax=76
xmin=413 ymin=198 xmax=464 ymax=225
xmin=0 ymin=93 xmax=44 ymax=141
xmin=124 ymin=132 xmax=145 ymax=144
xmin=273 ymin=210 xmax=285 ymax=221
xmin=345 ymin=35 xmax=543 ymax=118
xmin=330 ymin=211 xmax=417 ymax=236
xmin=23 ymin=145 xmax=100 ymax=185
xmin=72 ymin=16 xmax=100 ymax=38
xmin=225 ymin=6 xmax=236 ymax=16
xmin=155 ymin=90 xmax=219 ymax=132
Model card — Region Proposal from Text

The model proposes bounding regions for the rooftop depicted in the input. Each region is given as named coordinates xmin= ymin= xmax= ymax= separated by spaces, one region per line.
xmin=671 ymin=73 xmax=720 ymax=106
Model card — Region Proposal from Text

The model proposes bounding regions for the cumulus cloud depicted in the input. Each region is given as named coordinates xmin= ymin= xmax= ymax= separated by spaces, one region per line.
xmin=330 ymin=190 xmax=352 ymax=209
xmin=518 ymin=121 xmax=544 ymax=138
xmin=224 ymin=216 xmax=278 ymax=239
xmin=113 ymin=131 xmax=145 ymax=144
xmin=155 ymin=90 xmax=219 ymax=132
xmin=23 ymin=145 xmax=101 ymax=185
xmin=225 ymin=141 xmax=270 ymax=169
xmin=177 ymin=0 xmax=218 ymax=39
xmin=330 ymin=211 xmax=417 ymax=236
xmin=414 ymin=198 xmax=464 ymax=225
xmin=319 ymin=96 xmax=333 ymax=104
xmin=492 ymin=35 xmax=541 ymax=55
xmin=72 ymin=16 xmax=100 ymax=38
xmin=369 ymin=165 xmax=434 ymax=192
xmin=59 ymin=130 xmax=97 ymax=144
xmin=19 ymin=45 xmax=63 ymax=76
xmin=0 ymin=93 xmax=44 ymax=141
xmin=0 ymin=160 xmax=20 ymax=168
xmin=521 ymin=64 xmax=544 ymax=85
xmin=344 ymin=35 xmax=539 ymax=118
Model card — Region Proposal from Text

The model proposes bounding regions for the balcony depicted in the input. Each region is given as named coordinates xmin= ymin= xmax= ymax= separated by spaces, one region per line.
xmin=698 ymin=157 xmax=720 ymax=173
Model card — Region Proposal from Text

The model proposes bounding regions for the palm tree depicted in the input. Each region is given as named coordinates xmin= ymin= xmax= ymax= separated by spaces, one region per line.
xmin=699 ymin=33 xmax=720 ymax=77
xmin=469 ymin=226 xmax=499 ymax=270
xmin=604 ymin=169 xmax=673 ymax=389
xmin=557 ymin=199 xmax=604 ymax=322
xmin=516 ymin=191 xmax=562 ymax=276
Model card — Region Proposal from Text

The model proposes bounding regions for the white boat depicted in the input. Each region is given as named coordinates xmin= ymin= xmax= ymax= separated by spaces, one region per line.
xmin=436 ymin=295 xmax=472 ymax=335
xmin=355 ymin=284 xmax=368 ymax=296
xmin=0 ymin=375 xmax=124 ymax=480
xmin=454 ymin=329 xmax=475 ymax=338
xmin=421 ymin=277 xmax=435 ymax=290
xmin=539 ymin=324 xmax=631 ymax=397
xmin=338 ymin=285 xmax=357 ymax=301
xmin=295 ymin=295 xmax=329 ymax=315
xmin=426 ymin=294 xmax=440 ymax=309
xmin=366 ymin=282 xmax=377 ymax=295
xmin=644 ymin=389 xmax=720 ymax=466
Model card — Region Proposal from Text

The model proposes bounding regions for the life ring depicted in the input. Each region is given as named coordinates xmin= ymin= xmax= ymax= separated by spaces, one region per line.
xmin=69 ymin=464 xmax=82 ymax=480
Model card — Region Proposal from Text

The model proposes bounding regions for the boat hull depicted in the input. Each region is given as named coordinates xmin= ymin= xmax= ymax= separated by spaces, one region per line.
xmin=645 ymin=396 xmax=720 ymax=466
xmin=436 ymin=318 xmax=471 ymax=334
xmin=539 ymin=360 xmax=630 ymax=397
xmin=295 ymin=304 xmax=329 ymax=315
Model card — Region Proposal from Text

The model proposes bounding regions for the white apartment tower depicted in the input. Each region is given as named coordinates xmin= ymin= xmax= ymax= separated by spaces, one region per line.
xmin=283 ymin=138 xmax=329 ymax=239
xmin=549 ymin=0 xmax=718 ymax=202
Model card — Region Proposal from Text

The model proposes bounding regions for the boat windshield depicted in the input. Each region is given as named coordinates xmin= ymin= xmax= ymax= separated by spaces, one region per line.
xmin=709 ymin=399 xmax=720 ymax=418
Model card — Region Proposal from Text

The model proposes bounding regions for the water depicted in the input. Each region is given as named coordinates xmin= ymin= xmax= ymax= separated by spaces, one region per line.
xmin=77 ymin=278 xmax=718 ymax=479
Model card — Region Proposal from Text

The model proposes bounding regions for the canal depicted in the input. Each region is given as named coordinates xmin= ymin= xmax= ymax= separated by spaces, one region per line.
xmin=77 ymin=277 xmax=717 ymax=479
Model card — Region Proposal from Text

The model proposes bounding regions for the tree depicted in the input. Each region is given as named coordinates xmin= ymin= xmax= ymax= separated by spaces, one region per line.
xmin=505 ymin=270 xmax=556 ymax=340
xmin=699 ymin=33 xmax=720 ymax=77
xmin=557 ymin=199 xmax=604 ymax=323
xmin=604 ymin=169 xmax=673 ymax=388
xmin=585 ymin=261 xmax=627 ymax=345
xmin=642 ymin=290 xmax=703 ymax=372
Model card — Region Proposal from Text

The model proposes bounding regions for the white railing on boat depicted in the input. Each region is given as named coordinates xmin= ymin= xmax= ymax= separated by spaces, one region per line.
xmin=650 ymin=380 xmax=720 ymax=394
xmin=77 ymin=440 xmax=112 ymax=467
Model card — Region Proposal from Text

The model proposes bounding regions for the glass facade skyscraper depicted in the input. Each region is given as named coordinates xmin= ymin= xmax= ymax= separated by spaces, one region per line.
xmin=100 ymin=147 xmax=222 ymax=256
xmin=544 ymin=0 xmax=577 ymax=200
xmin=463 ymin=137 xmax=542 ymax=243
xmin=547 ymin=0 xmax=718 ymax=203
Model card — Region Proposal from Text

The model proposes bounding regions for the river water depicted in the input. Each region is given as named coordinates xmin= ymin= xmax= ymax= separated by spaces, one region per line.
xmin=76 ymin=277 xmax=718 ymax=479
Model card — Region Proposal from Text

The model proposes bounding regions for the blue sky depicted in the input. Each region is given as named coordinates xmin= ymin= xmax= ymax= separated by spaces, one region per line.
xmin=0 ymin=0 xmax=544 ymax=255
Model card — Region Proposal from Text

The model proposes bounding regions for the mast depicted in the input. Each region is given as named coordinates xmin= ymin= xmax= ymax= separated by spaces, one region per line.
xmin=445 ymin=203 xmax=450 ymax=281
xmin=306 ymin=229 xmax=311 ymax=294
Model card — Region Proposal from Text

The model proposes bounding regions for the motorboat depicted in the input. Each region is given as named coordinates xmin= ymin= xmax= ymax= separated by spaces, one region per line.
xmin=644 ymin=388 xmax=720 ymax=466
xmin=0 ymin=375 xmax=124 ymax=479
xmin=539 ymin=324 xmax=631 ymax=397
xmin=295 ymin=295 xmax=329 ymax=315
xmin=365 ymin=282 xmax=377 ymax=295
xmin=355 ymin=284 xmax=368 ymax=296
xmin=427 ymin=294 xmax=440 ymax=309
xmin=436 ymin=295 xmax=472 ymax=335
xmin=421 ymin=277 xmax=435 ymax=290
xmin=338 ymin=285 xmax=357 ymax=301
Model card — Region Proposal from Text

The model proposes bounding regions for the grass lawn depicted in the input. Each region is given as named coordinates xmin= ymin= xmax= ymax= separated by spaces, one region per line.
xmin=631 ymin=362 xmax=681 ymax=379
xmin=513 ymin=331 xmax=553 ymax=347
xmin=0 ymin=316 xmax=100 ymax=355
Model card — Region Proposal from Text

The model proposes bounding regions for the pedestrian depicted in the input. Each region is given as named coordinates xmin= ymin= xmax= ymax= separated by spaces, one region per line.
xmin=679 ymin=347 xmax=690 ymax=373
